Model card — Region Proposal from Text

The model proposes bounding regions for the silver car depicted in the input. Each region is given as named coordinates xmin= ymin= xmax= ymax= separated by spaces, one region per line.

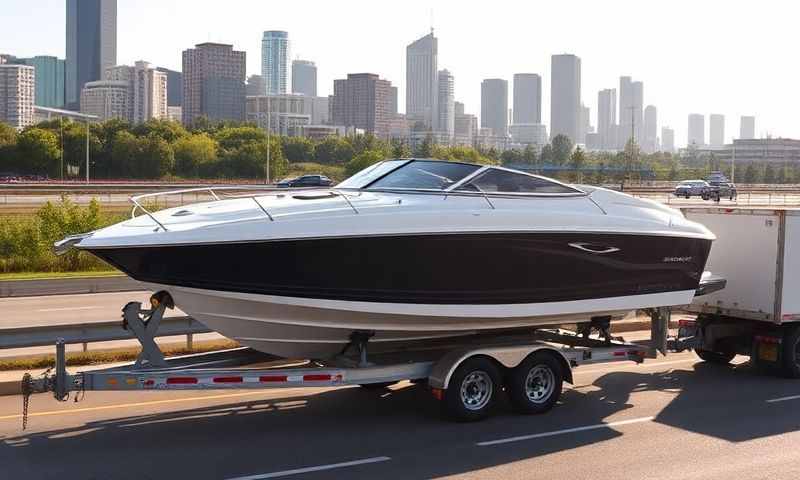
xmin=674 ymin=180 xmax=709 ymax=198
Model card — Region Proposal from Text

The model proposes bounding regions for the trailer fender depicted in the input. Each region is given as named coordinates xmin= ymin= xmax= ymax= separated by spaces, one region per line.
xmin=428 ymin=344 xmax=573 ymax=390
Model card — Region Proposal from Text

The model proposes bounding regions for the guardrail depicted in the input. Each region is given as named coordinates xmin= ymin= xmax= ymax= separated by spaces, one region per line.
xmin=0 ymin=316 xmax=211 ymax=351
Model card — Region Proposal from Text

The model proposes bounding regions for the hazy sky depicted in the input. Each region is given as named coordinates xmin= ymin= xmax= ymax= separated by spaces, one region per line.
xmin=2 ymin=0 xmax=796 ymax=146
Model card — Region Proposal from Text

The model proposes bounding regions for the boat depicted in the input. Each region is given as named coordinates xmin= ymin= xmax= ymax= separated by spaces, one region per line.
xmin=57 ymin=159 xmax=716 ymax=359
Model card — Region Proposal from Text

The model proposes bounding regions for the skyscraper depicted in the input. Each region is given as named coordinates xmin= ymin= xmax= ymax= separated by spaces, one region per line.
xmin=437 ymin=69 xmax=454 ymax=137
xmin=578 ymin=104 xmax=591 ymax=144
xmin=389 ymin=86 xmax=398 ymax=115
xmin=643 ymin=105 xmax=657 ymax=153
xmin=80 ymin=79 xmax=129 ymax=121
xmin=0 ymin=64 xmax=35 ymax=130
xmin=156 ymin=67 xmax=183 ymax=107
xmin=406 ymin=31 xmax=438 ymax=129
xmin=182 ymin=43 xmax=246 ymax=124
xmin=261 ymin=31 xmax=289 ymax=95
xmin=15 ymin=56 xmax=65 ymax=108
xmin=619 ymin=76 xmax=643 ymax=147
xmin=709 ymin=114 xmax=725 ymax=147
xmin=512 ymin=73 xmax=541 ymax=125
xmin=66 ymin=0 xmax=117 ymax=110
xmin=291 ymin=59 xmax=317 ymax=96
xmin=246 ymin=75 xmax=266 ymax=97
xmin=740 ymin=116 xmax=755 ymax=139
xmin=550 ymin=54 xmax=581 ymax=142
xmin=688 ymin=114 xmax=705 ymax=147
xmin=661 ymin=127 xmax=675 ymax=153
xmin=597 ymin=88 xmax=616 ymax=150
xmin=331 ymin=73 xmax=392 ymax=137
xmin=481 ymin=78 xmax=508 ymax=137
xmin=105 ymin=61 xmax=168 ymax=124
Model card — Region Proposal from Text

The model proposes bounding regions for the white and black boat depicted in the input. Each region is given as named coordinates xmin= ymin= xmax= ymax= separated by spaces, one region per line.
xmin=58 ymin=159 xmax=716 ymax=358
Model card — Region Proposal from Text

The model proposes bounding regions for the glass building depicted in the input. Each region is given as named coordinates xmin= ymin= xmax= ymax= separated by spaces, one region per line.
xmin=18 ymin=56 xmax=65 ymax=108
xmin=66 ymin=0 xmax=117 ymax=110
xmin=261 ymin=31 xmax=289 ymax=95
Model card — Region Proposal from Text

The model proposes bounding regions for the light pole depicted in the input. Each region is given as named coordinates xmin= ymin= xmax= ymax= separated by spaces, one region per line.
xmin=266 ymin=96 xmax=270 ymax=185
xmin=85 ymin=119 xmax=90 ymax=183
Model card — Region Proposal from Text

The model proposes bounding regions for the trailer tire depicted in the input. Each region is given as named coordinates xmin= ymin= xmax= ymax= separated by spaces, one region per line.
xmin=781 ymin=326 xmax=800 ymax=379
xmin=695 ymin=348 xmax=735 ymax=364
xmin=507 ymin=352 xmax=563 ymax=414
xmin=443 ymin=356 xmax=501 ymax=422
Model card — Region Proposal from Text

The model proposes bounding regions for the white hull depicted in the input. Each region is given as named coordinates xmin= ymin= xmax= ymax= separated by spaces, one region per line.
xmin=160 ymin=284 xmax=695 ymax=359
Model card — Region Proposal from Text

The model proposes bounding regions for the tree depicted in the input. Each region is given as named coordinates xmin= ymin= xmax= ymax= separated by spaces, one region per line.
xmin=390 ymin=138 xmax=411 ymax=158
xmin=551 ymin=134 xmax=574 ymax=165
xmin=569 ymin=146 xmax=587 ymax=181
xmin=110 ymin=131 xmax=140 ymax=179
xmin=174 ymin=134 xmax=218 ymax=178
xmin=500 ymin=149 xmax=523 ymax=166
xmin=763 ymin=163 xmax=775 ymax=184
xmin=314 ymin=136 xmax=352 ymax=165
xmin=16 ymin=128 xmax=60 ymax=177
xmin=132 ymin=119 xmax=188 ymax=144
xmin=0 ymin=122 xmax=18 ymax=171
xmin=522 ymin=144 xmax=537 ymax=165
xmin=414 ymin=134 xmax=433 ymax=158
xmin=743 ymin=163 xmax=759 ymax=184
xmin=345 ymin=149 xmax=385 ymax=177
xmin=281 ymin=136 xmax=315 ymax=163
xmin=539 ymin=144 xmax=554 ymax=168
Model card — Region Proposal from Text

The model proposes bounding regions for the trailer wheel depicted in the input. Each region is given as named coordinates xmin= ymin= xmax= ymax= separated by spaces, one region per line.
xmin=695 ymin=348 xmax=735 ymax=364
xmin=781 ymin=326 xmax=800 ymax=379
xmin=507 ymin=352 xmax=563 ymax=414
xmin=443 ymin=357 xmax=501 ymax=422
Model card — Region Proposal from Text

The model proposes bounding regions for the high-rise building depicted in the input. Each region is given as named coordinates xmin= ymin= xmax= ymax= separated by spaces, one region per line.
xmin=80 ymin=80 xmax=129 ymax=121
xmin=66 ymin=0 xmax=117 ymax=110
xmin=618 ymin=76 xmax=643 ymax=147
xmin=709 ymin=114 xmax=724 ymax=147
xmin=182 ymin=43 xmax=246 ymax=124
xmin=454 ymin=101 xmax=477 ymax=145
xmin=643 ymin=105 xmax=657 ymax=153
xmin=15 ymin=56 xmax=65 ymax=108
xmin=261 ymin=31 xmax=289 ymax=95
xmin=688 ymin=114 xmax=705 ymax=147
xmin=156 ymin=68 xmax=183 ymax=107
xmin=246 ymin=75 xmax=267 ymax=97
xmin=437 ymin=69 xmax=454 ymax=138
xmin=510 ymin=124 xmax=548 ymax=146
xmin=331 ymin=73 xmax=392 ymax=137
xmin=550 ymin=54 xmax=581 ymax=142
xmin=481 ymin=78 xmax=508 ymax=137
xmin=389 ymin=86 xmax=398 ymax=115
xmin=291 ymin=59 xmax=316 ymax=97
xmin=597 ymin=88 xmax=616 ymax=150
xmin=512 ymin=73 xmax=541 ymax=125
xmin=578 ymin=104 xmax=591 ymax=144
xmin=661 ymin=127 xmax=675 ymax=153
xmin=105 ymin=61 xmax=167 ymax=124
xmin=740 ymin=116 xmax=755 ymax=140
xmin=0 ymin=64 xmax=35 ymax=130
xmin=406 ymin=31 xmax=438 ymax=129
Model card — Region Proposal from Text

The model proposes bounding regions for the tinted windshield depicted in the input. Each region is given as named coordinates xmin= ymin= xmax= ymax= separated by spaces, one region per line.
xmin=457 ymin=169 xmax=582 ymax=194
xmin=366 ymin=160 xmax=481 ymax=190
xmin=336 ymin=160 xmax=409 ymax=189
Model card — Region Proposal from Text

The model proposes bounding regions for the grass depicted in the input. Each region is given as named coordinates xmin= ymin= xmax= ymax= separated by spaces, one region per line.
xmin=0 ymin=270 xmax=121 ymax=281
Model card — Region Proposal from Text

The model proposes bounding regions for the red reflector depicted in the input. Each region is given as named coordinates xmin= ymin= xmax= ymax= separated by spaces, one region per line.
xmin=431 ymin=388 xmax=444 ymax=401
xmin=213 ymin=376 xmax=243 ymax=383
xmin=166 ymin=377 xmax=198 ymax=384
xmin=144 ymin=379 xmax=154 ymax=386
xmin=259 ymin=375 xmax=288 ymax=383
xmin=755 ymin=335 xmax=782 ymax=345
xmin=613 ymin=351 xmax=627 ymax=356
xmin=678 ymin=319 xmax=696 ymax=327
xmin=303 ymin=374 xmax=331 ymax=381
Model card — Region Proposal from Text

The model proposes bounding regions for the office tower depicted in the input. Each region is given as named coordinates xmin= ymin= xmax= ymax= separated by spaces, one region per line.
xmin=437 ymin=69 xmax=454 ymax=137
xmin=105 ymin=61 xmax=168 ymax=124
xmin=261 ymin=31 xmax=289 ymax=94
xmin=331 ymin=73 xmax=392 ymax=137
xmin=578 ymin=104 xmax=591 ymax=144
xmin=66 ymin=0 xmax=117 ymax=109
xmin=550 ymin=54 xmax=581 ymax=142
xmin=481 ymin=78 xmax=508 ymax=137
xmin=661 ymin=127 xmax=675 ymax=153
xmin=246 ymin=75 xmax=267 ymax=97
xmin=182 ymin=43 xmax=246 ymax=124
xmin=618 ymin=76 xmax=643 ymax=146
xmin=80 ymin=79 xmax=129 ymax=121
xmin=740 ymin=116 xmax=755 ymax=139
xmin=389 ymin=86 xmax=398 ymax=115
xmin=454 ymin=101 xmax=477 ymax=144
xmin=15 ymin=56 xmax=65 ymax=108
xmin=688 ymin=113 xmax=705 ymax=147
xmin=156 ymin=68 xmax=183 ymax=107
xmin=512 ymin=73 xmax=542 ymax=124
xmin=406 ymin=31 xmax=438 ymax=129
xmin=291 ymin=59 xmax=316 ymax=96
xmin=597 ymin=88 xmax=616 ymax=150
xmin=643 ymin=105 xmax=657 ymax=153
xmin=0 ymin=64 xmax=35 ymax=130
xmin=709 ymin=114 xmax=724 ymax=147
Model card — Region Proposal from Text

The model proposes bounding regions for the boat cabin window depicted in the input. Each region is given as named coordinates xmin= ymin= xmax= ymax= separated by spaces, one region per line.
xmin=456 ymin=169 xmax=582 ymax=194
xmin=366 ymin=160 xmax=481 ymax=191
xmin=336 ymin=159 xmax=410 ymax=189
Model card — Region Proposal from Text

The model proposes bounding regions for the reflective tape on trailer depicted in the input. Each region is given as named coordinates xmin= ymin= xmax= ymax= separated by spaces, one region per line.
xmin=140 ymin=371 xmax=346 ymax=389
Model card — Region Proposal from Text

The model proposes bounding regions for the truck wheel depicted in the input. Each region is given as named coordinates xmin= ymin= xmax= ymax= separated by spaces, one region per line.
xmin=695 ymin=348 xmax=735 ymax=364
xmin=781 ymin=326 xmax=800 ymax=378
xmin=507 ymin=352 xmax=563 ymax=414
xmin=443 ymin=357 xmax=501 ymax=422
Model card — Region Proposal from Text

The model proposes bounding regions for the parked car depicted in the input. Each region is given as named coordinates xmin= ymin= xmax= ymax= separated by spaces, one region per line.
xmin=701 ymin=181 xmax=737 ymax=201
xmin=674 ymin=180 xmax=709 ymax=198
xmin=276 ymin=174 xmax=334 ymax=188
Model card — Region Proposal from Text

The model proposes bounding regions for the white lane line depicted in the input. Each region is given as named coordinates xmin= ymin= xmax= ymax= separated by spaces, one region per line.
xmin=36 ymin=306 xmax=104 ymax=312
xmin=226 ymin=456 xmax=392 ymax=480
xmin=477 ymin=416 xmax=655 ymax=447
xmin=766 ymin=394 xmax=800 ymax=404
xmin=574 ymin=358 xmax=696 ymax=375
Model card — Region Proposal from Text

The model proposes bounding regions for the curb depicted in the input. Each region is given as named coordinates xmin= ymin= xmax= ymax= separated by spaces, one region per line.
xmin=0 ymin=380 xmax=20 ymax=396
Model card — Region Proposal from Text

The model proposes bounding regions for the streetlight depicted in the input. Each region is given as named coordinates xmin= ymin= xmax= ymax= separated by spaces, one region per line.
xmin=265 ymin=95 xmax=270 ymax=185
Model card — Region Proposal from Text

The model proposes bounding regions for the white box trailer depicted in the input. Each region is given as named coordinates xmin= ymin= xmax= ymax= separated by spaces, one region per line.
xmin=675 ymin=207 xmax=800 ymax=376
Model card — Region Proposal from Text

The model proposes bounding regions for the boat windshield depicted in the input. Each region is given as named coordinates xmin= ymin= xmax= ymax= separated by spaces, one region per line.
xmin=363 ymin=160 xmax=481 ymax=191
xmin=455 ymin=168 xmax=583 ymax=194
xmin=335 ymin=159 xmax=410 ymax=189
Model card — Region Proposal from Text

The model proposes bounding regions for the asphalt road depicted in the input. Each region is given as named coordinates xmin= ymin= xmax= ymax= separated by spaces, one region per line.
xmin=3 ymin=352 xmax=800 ymax=479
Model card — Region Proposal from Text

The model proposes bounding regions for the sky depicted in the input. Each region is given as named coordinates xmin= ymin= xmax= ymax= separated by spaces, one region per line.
xmin=2 ymin=0 xmax=797 ymax=146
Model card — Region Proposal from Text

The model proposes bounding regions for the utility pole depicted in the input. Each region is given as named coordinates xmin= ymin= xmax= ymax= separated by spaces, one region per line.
xmin=85 ymin=120 xmax=90 ymax=183
xmin=59 ymin=116 xmax=64 ymax=181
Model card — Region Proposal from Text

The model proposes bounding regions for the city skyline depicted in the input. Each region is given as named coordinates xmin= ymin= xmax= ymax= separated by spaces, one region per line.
xmin=0 ymin=0 xmax=791 ymax=144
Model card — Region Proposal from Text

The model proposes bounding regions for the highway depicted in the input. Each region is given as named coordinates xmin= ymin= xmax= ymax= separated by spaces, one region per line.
xmin=3 ymin=352 xmax=800 ymax=479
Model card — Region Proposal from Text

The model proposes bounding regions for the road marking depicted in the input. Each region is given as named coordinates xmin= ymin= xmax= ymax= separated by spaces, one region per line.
xmin=766 ymin=394 xmax=800 ymax=404
xmin=226 ymin=456 xmax=391 ymax=479
xmin=574 ymin=358 xmax=696 ymax=375
xmin=477 ymin=416 xmax=655 ymax=446
xmin=36 ymin=306 xmax=104 ymax=312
